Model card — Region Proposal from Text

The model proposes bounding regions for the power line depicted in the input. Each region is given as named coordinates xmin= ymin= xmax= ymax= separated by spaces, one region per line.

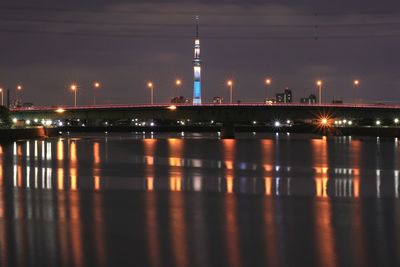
xmin=1 ymin=5 xmax=400 ymax=17
xmin=1 ymin=28 xmax=400 ymax=40
xmin=1 ymin=16 xmax=400 ymax=29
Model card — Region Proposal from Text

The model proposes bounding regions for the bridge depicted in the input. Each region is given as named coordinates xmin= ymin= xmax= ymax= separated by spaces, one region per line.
xmin=10 ymin=103 xmax=400 ymax=137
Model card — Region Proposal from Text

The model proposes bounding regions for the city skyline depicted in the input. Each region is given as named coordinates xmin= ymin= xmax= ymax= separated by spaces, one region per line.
xmin=1 ymin=1 xmax=400 ymax=106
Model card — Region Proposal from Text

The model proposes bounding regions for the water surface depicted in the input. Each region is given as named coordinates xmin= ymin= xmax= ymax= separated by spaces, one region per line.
xmin=0 ymin=133 xmax=399 ymax=267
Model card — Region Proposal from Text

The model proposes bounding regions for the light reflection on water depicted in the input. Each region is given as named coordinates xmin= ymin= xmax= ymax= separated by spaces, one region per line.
xmin=0 ymin=134 xmax=399 ymax=198
xmin=0 ymin=134 xmax=399 ymax=266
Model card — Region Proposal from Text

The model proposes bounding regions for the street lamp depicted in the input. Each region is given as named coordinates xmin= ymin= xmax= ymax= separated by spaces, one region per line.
xmin=70 ymin=84 xmax=77 ymax=107
xmin=0 ymin=88 xmax=3 ymax=106
xmin=316 ymin=80 xmax=322 ymax=104
xmin=94 ymin=81 xmax=101 ymax=105
xmin=353 ymin=79 xmax=360 ymax=104
xmin=16 ymin=85 xmax=22 ymax=105
xmin=265 ymin=78 xmax=271 ymax=102
xmin=175 ymin=79 xmax=181 ymax=98
xmin=147 ymin=82 xmax=154 ymax=105
xmin=227 ymin=80 xmax=233 ymax=104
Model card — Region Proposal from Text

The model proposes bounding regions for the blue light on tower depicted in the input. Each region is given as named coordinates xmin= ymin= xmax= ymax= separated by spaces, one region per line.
xmin=193 ymin=17 xmax=202 ymax=105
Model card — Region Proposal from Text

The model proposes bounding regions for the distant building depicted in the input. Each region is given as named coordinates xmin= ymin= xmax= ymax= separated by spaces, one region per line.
xmin=284 ymin=89 xmax=292 ymax=103
xmin=332 ymin=99 xmax=343 ymax=104
xmin=22 ymin=102 xmax=34 ymax=108
xmin=276 ymin=88 xmax=292 ymax=103
xmin=300 ymin=94 xmax=317 ymax=104
xmin=212 ymin=96 xmax=223 ymax=104
xmin=171 ymin=96 xmax=190 ymax=104
xmin=276 ymin=93 xmax=285 ymax=103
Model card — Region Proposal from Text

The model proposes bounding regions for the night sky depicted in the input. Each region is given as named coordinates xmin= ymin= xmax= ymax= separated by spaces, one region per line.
xmin=1 ymin=0 xmax=400 ymax=106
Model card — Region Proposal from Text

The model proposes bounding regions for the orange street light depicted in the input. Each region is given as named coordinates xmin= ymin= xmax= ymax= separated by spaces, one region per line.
xmin=93 ymin=82 xmax=101 ymax=105
xmin=316 ymin=80 xmax=323 ymax=104
xmin=265 ymin=78 xmax=271 ymax=102
xmin=70 ymin=84 xmax=77 ymax=107
xmin=175 ymin=79 xmax=182 ymax=98
xmin=353 ymin=79 xmax=360 ymax=104
xmin=227 ymin=80 xmax=233 ymax=104
xmin=16 ymin=85 xmax=22 ymax=104
xmin=147 ymin=82 xmax=154 ymax=105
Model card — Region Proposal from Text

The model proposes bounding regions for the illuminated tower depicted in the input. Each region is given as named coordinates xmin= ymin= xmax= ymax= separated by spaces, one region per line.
xmin=193 ymin=17 xmax=202 ymax=105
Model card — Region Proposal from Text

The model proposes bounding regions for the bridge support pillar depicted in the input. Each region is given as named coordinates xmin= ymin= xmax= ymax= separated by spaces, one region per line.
xmin=221 ymin=122 xmax=235 ymax=139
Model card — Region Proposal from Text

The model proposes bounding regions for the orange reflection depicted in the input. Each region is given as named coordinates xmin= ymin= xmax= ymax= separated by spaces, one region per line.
xmin=58 ymin=170 xmax=64 ymax=190
xmin=93 ymin=142 xmax=101 ymax=191
xmin=313 ymin=139 xmax=336 ymax=266
xmin=261 ymin=140 xmax=274 ymax=173
xmin=94 ymin=142 xmax=100 ymax=165
xmin=93 ymin=191 xmax=107 ymax=267
xmin=94 ymin=176 xmax=100 ymax=191
xmin=144 ymin=139 xmax=156 ymax=156
xmin=146 ymin=191 xmax=161 ymax=267
xmin=312 ymin=139 xmax=329 ymax=198
xmin=225 ymin=194 xmax=241 ymax=267
xmin=70 ymin=193 xmax=83 ymax=267
xmin=17 ymin=165 xmax=22 ymax=188
xmin=0 ymin=187 xmax=6 ymax=266
xmin=350 ymin=139 xmax=366 ymax=266
xmin=223 ymin=139 xmax=235 ymax=191
xmin=57 ymin=139 xmax=64 ymax=190
xmin=315 ymin=178 xmax=328 ymax=198
xmin=168 ymin=139 xmax=183 ymax=167
xmin=226 ymin=175 xmax=234 ymax=194
xmin=170 ymin=176 xmax=182 ymax=192
xmin=350 ymin=140 xmax=361 ymax=198
xmin=168 ymin=139 xmax=184 ymax=191
xmin=265 ymin=177 xmax=272 ymax=196
xmin=223 ymin=139 xmax=235 ymax=167
xmin=170 ymin=193 xmax=188 ymax=267
xmin=0 ymin=144 xmax=3 ymax=187
xmin=57 ymin=139 xmax=64 ymax=161
xmin=263 ymin=198 xmax=278 ymax=266
xmin=315 ymin=201 xmax=336 ymax=267
xmin=70 ymin=141 xmax=77 ymax=191
xmin=57 ymin=191 xmax=68 ymax=265
xmin=17 ymin=144 xmax=22 ymax=157
xmin=147 ymin=177 xmax=154 ymax=191
xmin=144 ymin=139 xmax=156 ymax=182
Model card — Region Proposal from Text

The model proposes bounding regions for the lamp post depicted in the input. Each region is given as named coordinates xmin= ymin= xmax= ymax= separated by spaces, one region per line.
xmin=353 ymin=79 xmax=360 ymax=104
xmin=70 ymin=84 xmax=77 ymax=107
xmin=16 ymin=85 xmax=22 ymax=106
xmin=175 ymin=79 xmax=181 ymax=99
xmin=94 ymin=82 xmax=100 ymax=105
xmin=0 ymin=88 xmax=3 ymax=106
xmin=265 ymin=78 xmax=271 ymax=102
xmin=147 ymin=82 xmax=154 ymax=105
xmin=227 ymin=80 xmax=233 ymax=104
xmin=316 ymin=80 xmax=322 ymax=104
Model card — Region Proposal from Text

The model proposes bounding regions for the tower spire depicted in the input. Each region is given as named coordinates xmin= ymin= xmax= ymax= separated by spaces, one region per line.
xmin=192 ymin=16 xmax=202 ymax=105
xmin=195 ymin=16 xmax=199 ymax=39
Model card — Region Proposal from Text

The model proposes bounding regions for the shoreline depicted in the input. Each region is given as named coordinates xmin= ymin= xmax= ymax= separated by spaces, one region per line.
xmin=2 ymin=125 xmax=400 ymax=141
xmin=0 ymin=127 xmax=47 ymax=142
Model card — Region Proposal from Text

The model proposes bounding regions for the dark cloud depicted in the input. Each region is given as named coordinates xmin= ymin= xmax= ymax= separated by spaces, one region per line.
xmin=0 ymin=0 xmax=400 ymax=106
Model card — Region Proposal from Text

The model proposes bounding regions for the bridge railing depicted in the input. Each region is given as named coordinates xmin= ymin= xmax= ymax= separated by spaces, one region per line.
xmin=10 ymin=102 xmax=400 ymax=112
